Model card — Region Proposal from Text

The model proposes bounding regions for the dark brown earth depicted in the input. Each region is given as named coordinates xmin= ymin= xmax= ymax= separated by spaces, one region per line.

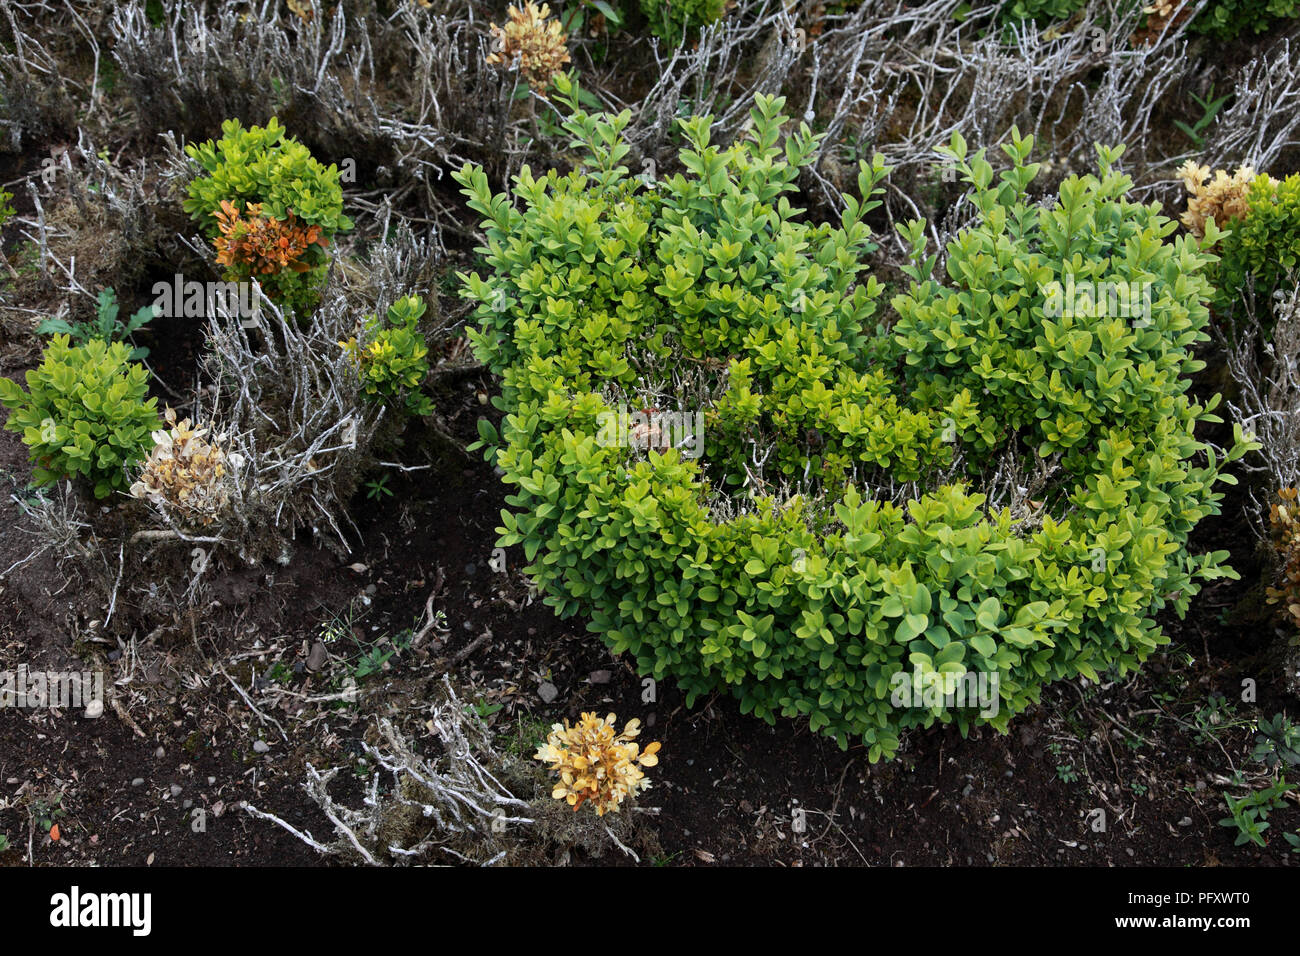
xmin=2 ymin=326 xmax=1297 ymax=867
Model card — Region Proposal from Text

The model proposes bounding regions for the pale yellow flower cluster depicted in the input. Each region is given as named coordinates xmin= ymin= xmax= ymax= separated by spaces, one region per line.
xmin=1177 ymin=160 xmax=1265 ymax=238
xmin=130 ymin=408 xmax=236 ymax=527
xmin=486 ymin=3 xmax=571 ymax=91
xmin=534 ymin=712 xmax=661 ymax=815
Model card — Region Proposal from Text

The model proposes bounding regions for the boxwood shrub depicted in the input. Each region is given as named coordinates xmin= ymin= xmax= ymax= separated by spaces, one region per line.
xmin=454 ymin=75 xmax=1252 ymax=760
xmin=1189 ymin=0 xmax=1300 ymax=39
xmin=0 ymin=335 xmax=160 ymax=499
xmin=1213 ymin=171 xmax=1300 ymax=324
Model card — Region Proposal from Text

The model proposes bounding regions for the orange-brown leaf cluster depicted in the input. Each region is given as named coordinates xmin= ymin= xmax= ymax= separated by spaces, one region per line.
xmin=213 ymin=200 xmax=327 ymax=277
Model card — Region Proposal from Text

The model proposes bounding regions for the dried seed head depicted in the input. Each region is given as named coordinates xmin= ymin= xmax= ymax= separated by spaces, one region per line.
xmin=534 ymin=711 xmax=661 ymax=815
xmin=1178 ymin=160 xmax=1267 ymax=238
xmin=131 ymin=407 xmax=234 ymax=528
xmin=485 ymin=2 xmax=571 ymax=92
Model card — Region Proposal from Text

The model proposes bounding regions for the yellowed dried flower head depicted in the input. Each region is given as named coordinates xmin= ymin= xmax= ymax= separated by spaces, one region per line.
xmin=1267 ymin=487 xmax=1300 ymax=629
xmin=130 ymin=407 xmax=233 ymax=528
xmin=486 ymin=2 xmax=571 ymax=92
xmin=534 ymin=711 xmax=661 ymax=815
xmin=1178 ymin=159 xmax=1268 ymax=238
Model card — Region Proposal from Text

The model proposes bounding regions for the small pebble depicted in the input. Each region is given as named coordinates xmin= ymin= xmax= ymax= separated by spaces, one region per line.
xmin=306 ymin=642 xmax=328 ymax=673
xmin=589 ymin=670 xmax=612 ymax=685
xmin=207 ymin=776 xmax=217 ymax=786
xmin=538 ymin=682 xmax=559 ymax=704
xmin=83 ymin=699 xmax=104 ymax=719
xmin=155 ymin=746 xmax=165 ymax=758
xmin=252 ymin=740 xmax=270 ymax=753
xmin=131 ymin=778 xmax=144 ymax=787
xmin=170 ymin=784 xmax=183 ymax=798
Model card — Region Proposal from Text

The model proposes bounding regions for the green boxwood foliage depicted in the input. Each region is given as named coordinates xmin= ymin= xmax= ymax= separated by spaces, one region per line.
xmin=998 ymin=0 xmax=1086 ymax=24
xmin=342 ymin=294 xmax=434 ymax=418
xmin=637 ymin=0 xmax=725 ymax=44
xmin=1190 ymin=0 xmax=1300 ymax=39
xmin=182 ymin=117 xmax=352 ymax=238
xmin=0 ymin=335 xmax=160 ymax=498
xmin=1214 ymin=172 xmax=1300 ymax=319
xmin=182 ymin=117 xmax=352 ymax=313
xmin=455 ymin=75 xmax=1251 ymax=760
